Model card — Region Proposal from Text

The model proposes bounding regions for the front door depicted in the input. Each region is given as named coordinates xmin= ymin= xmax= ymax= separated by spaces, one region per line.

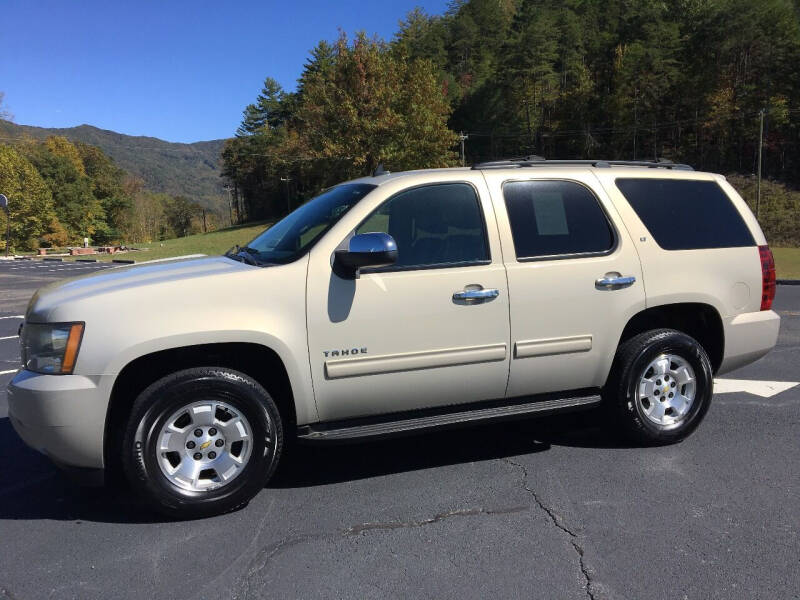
xmin=306 ymin=180 xmax=511 ymax=422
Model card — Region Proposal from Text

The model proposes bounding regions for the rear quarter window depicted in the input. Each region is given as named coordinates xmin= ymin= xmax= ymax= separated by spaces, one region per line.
xmin=615 ymin=178 xmax=755 ymax=250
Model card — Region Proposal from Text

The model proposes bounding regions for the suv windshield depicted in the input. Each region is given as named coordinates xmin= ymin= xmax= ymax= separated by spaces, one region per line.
xmin=226 ymin=183 xmax=376 ymax=265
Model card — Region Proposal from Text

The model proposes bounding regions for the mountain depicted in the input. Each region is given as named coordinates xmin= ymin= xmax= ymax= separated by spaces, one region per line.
xmin=0 ymin=119 xmax=228 ymax=208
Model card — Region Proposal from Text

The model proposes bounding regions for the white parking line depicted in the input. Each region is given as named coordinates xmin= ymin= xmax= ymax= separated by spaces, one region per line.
xmin=0 ymin=335 xmax=18 ymax=341
xmin=0 ymin=369 xmax=18 ymax=375
xmin=714 ymin=378 xmax=799 ymax=398
xmin=0 ymin=315 xmax=23 ymax=319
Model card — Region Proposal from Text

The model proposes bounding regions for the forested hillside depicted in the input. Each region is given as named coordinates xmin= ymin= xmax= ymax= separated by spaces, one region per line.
xmin=0 ymin=119 xmax=226 ymax=207
xmin=398 ymin=0 xmax=800 ymax=176
xmin=223 ymin=0 xmax=800 ymax=232
xmin=0 ymin=136 xmax=224 ymax=251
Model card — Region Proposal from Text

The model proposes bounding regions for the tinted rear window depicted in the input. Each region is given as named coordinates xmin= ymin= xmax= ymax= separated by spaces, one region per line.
xmin=615 ymin=179 xmax=754 ymax=250
xmin=503 ymin=180 xmax=615 ymax=259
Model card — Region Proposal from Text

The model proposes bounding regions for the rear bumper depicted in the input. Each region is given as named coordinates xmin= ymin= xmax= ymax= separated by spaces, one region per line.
xmin=7 ymin=370 xmax=109 ymax=470
xmin=718 ymin=310 xmax=780 ymax=375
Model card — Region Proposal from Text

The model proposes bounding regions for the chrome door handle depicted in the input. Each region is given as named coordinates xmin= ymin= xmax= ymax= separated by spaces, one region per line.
xmin=595 ymin=275 xmax=636 ymax=289
xmin=453 ymin=288 xmax=500 ymax=301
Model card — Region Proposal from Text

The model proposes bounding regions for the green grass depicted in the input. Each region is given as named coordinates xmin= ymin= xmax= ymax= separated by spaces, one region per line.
xmin=773 ymin=247 xmax=800 ymax=280
xmin=93 ymin=221 xmax=271 ymax=262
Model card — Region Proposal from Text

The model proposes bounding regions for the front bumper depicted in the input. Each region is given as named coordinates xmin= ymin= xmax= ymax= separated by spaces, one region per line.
xmin=718 ymin=310 xmax=781 ymax=375
xmin=7 ymin=370 xmax=109 ymax=470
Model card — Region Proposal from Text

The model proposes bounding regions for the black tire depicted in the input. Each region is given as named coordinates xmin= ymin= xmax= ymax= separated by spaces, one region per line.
xmin=122 ymin=367 xmax=283 ymax=519
xmin=604 ymin=328 xmax=713 ymax=445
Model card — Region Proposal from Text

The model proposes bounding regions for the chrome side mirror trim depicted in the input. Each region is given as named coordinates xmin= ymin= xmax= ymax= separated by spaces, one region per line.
xmin=333 ymin=232 xmax=398 ymax=279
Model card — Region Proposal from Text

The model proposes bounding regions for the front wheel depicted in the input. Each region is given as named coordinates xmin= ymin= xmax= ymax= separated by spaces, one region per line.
xmin=122 ymin=367 xmax=283 ymax=519
xmin=604 ymin=329 xmax=713 ymax=445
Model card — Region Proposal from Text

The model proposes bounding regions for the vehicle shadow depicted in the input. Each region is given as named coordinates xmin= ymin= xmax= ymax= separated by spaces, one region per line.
xmin=0 ymin=409 xmax=637 ymax=523
xmin=272 ymin=408 xmax=637 ymax=487
xmin=0 ymin=418 xmax=166 ymax=524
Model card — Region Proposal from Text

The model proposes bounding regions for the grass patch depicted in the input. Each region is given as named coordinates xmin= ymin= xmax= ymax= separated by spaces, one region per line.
xmin=92 ymin=222 xmax=272 ymax=263
xmin=774 ymin=247 xmax=800 ymax=280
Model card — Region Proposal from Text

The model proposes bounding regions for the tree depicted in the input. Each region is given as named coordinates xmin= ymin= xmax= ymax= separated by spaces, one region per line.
xmin=296 ymin=32 xmax=458 ymax=177
xmin=24 ymin=136 xmax=106 ymax=243
xmin=165 ymin=195 xmax=202 ymax=237
xmin=394 ymin=9 xmax=449 ymax=69
xmin=297 ymin=41 xmax=336 ymax=94
xmin=0 ymin=92 xmax=12 ymax=121
xmin=127 ymin=192 xmax=171 ymax=243
xmin=237 ymin=78 xmax=294 ymax=136
xmin=0 ymin=145 xmax=57 ymax=250
xmin=76 ymin=142 xmax=132 ymax=242
xmin=44 ymin=135 xmax=86 ymax=175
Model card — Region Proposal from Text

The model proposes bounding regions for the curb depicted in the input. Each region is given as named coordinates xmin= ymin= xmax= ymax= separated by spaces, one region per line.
xmin=112 ymin=259 xmax=135 ymax=264
xmin=777 ymin=279 xmax=800 ymax=286
xmin=42 ymin=257 xmax=63 ymax=262
xmin=75 ymin=258 xmax=98 ymax=263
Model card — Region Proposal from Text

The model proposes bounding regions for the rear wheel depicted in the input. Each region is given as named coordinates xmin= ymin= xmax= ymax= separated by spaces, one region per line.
xmin=604 ymin=329 xmax=713 ymax=445
xmin=122 ymin=367 xmax=283 ymax=519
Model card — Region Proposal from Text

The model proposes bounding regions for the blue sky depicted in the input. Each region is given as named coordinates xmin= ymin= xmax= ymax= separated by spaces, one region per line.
xmin=1 ymin=0 xmax=450 ymax=143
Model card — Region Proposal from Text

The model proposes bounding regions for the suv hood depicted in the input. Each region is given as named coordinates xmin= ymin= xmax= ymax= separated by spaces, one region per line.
xmin=27 ymin=256 xmax=252 ymax=321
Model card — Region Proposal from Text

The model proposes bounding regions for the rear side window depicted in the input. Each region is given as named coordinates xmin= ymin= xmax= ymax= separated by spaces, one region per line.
xmin=356 ymin=183 xmax=489 ymax=269
xmin=615 ymin=179 xmax=755 ymax=250
xmin=503 ymin=180 xmax=615 ymax=259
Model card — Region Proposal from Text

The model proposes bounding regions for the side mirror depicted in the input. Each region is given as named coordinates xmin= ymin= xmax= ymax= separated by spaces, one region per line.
xmin=333 ymin=232 xmax=398 ymax=279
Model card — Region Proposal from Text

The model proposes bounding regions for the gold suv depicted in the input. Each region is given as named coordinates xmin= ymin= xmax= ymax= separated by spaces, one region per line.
xmin=8 ymin=159 xmax=780 ymax=518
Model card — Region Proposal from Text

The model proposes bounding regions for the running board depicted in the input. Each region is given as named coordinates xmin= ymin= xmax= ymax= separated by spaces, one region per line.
xmin=296 ymin=392 xmax=601 ymax=442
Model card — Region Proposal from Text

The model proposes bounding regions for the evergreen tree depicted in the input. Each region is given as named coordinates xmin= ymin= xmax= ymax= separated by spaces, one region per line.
xmin=237 ymin=78 xmax=292 ymax=136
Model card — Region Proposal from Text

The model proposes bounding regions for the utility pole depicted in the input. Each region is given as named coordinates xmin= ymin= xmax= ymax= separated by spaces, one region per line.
xmin=280 ymin=175 xmax=292 ymax=214
xmin=459 ymin=132 xmax=468 ymax=167
xmin=756 ymin=108 xmax=765 ymax=220
xmin=653 ymin=118 xmax=657 ymax=161
xmin=223 ymin=185 xmax=233 ymax=226
xmin=0 ymin=194 xmax=9 ymax=257
xmin=633 ymin=88 xmax=638 ymax=160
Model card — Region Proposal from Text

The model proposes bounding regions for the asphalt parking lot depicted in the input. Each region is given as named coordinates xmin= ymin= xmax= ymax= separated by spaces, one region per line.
xmin=1 ymin=259 xmax=798 ymax=600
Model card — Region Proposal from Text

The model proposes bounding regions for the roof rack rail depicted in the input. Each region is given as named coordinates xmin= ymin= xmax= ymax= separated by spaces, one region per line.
xmin=471 ymin=157 xmax=694 ymax=171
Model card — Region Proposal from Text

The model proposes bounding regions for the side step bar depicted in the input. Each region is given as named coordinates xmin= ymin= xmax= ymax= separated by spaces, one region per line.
xmin=297 ymin=392 xmax=601 ymax=442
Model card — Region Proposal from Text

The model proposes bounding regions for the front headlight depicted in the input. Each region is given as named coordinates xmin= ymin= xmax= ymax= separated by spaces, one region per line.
xmin=21 ymin=322 xmax=85 ymax=375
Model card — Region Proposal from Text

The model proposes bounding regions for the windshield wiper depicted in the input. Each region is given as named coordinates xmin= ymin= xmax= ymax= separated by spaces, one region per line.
xmin=224 ymin=245 xmax=260 ymax=266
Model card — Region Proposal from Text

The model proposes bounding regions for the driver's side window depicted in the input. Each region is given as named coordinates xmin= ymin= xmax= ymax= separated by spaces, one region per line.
xmin=356 ymin=183 xmax=489 ymax=269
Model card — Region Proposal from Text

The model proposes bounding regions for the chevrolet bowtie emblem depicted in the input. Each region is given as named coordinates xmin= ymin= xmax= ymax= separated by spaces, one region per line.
xmin=199 ymin=440 xmax=212 ymax=450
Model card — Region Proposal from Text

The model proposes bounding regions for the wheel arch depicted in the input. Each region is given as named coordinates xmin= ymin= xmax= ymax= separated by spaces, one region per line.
xmin=104 ymin=342 xmax=297 ymax=483
xmin=616 ymin=303 xmax=725 ymax=374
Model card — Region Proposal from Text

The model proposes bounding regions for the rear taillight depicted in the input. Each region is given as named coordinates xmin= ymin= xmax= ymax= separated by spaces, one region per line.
xmin=759 ymin=245 xmax=776 ymax=311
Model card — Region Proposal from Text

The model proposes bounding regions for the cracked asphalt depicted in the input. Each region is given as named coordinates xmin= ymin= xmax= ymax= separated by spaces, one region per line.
xmin=1 ymin=261 xmax=799 ymax=600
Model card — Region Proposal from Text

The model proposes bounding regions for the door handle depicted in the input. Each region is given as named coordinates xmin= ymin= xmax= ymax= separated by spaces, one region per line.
xmin=453 ymin=288 xmax=500 ymax=301
xmin=595 ymin=275 xmax=636 ymax=289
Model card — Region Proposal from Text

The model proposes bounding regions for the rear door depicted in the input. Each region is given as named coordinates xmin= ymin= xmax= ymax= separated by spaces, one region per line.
xmin=482 ymin=170 xmax=646 ymax=398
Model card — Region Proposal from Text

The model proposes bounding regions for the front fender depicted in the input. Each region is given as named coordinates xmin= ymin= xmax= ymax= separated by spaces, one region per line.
xmin=43 ymin=258 xmax=317 ymax=425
